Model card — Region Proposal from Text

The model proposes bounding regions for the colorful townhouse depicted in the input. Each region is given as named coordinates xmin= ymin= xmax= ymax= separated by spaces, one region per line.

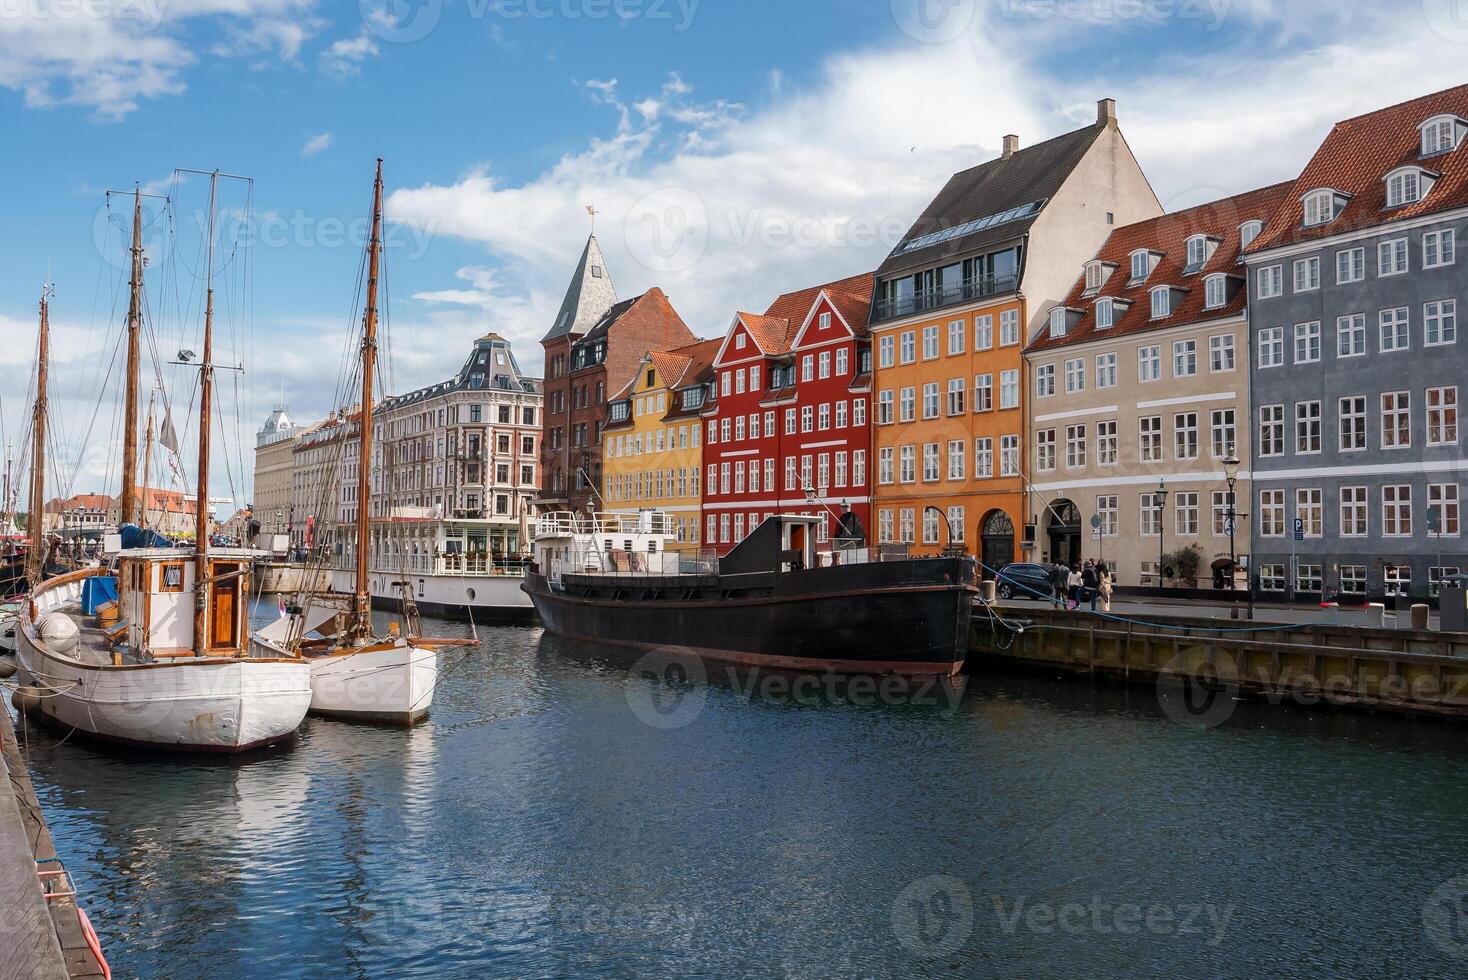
xmin=602 ymin=338 xmax=721 ymax=550
xmin=1023 ymin=182 xmax=1292 ymax=586
xmin=700 ymin=272 xmax=876 ymax=556
xmin=868 ymin=99 xmax=1160 ymax=568
xmin=539 ymin=234 xmax=696 ymax=515
xmin=1244 ymin=84 xmax=1468 ymax=602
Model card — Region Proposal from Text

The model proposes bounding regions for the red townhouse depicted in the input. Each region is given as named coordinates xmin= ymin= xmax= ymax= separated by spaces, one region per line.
xmin=701 ymin=272 xmax=875 ymax=555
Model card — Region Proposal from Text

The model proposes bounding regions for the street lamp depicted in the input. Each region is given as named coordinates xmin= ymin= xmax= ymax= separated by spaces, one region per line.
xmin=1222 ymin=450 xmax=1241 ymax=575
xmin=1155 ymin=479 xmax=1169 ymax=591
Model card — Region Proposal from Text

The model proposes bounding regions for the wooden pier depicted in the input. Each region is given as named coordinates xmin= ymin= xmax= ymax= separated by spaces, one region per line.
xmin=0 ymin=708 xmax=104 ymax=980
xmin=969 ymin=603 xmax=1468 ymax=719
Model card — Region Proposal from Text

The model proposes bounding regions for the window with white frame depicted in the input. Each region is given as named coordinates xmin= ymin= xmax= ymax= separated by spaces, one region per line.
xmin=1204 ymin=275 xmax=1227 ymax=309
xmin=1139 ymin=415 xmax=1163 ymax=462
xmin=1256 ymin=264 xmax=1283 ymax=298
xmin=1296 ymin=564 xmax=1323 ymax=594
xmin=1385 ymin=168 xmax=1424 ymax=207
xmin=1096 ymin=352 xmax=1117 ymax=388
xmin=818 ymin=351 xmax=831 ymax=379
xmin=835 ymin=401 xmax=848 ymax=428
xmin=1384 ymin=564 xmax=1413 ymax=596
xmin=899 ymin=330 xmax=916 ymax=363
xmin=1340 ymin=486 xmax=1368 ymax=537
xmin=1259 ymin=489 xmax=1285 ymax=537
xmin=876 ymin=391 xmax=894 ymax=425
xmin=1382 ymin=391 xmax=1411 ymax=448
xmin=1296 ymin=400 xmax=1321 ymax=454
xmin=975 ymin=314 xmax=993 ymax=350
xmin=899 ymin=508 xmax=915 ymax=544
xmin=1424 ymin=229 xmax=1456 ymax=268
xmin=1294 ymin=321 xmax=1321 ymax=363
xmin=1383 ymin=485 xmax=1413 ymax=536
xmin=1428 ymin=386 xmax=1458 ymax=445
xmin=1209 ymin=334 xmax=1235 ymax=372
xmin=1000 ymin=435 xmax=1019 ymax=476
xmin=922 ymin=443 xmax=940 ymax=482
xmin=818 ymin=403 xmax=831 ymax=430
xmin=1430 ymin=483 xmax=1461 ymax=536
xmin=1425 ymin=299 xmax=1457 ymax=346
xmin=1173 ymin=339 xmax=1197 ymax=376
xmin=949 ymin=506 xmax=966 ymax=544
xmin=1049 ymin=307 xmax=1068 ymax=337
xmin=877 ymin=448 xmax=893 ymax=485
xmin=1139 ymin=345 xmax=1162 ymax=382
xmin=1064 ymin=358 xmax=1085 ymax=393
xmin=878 ymin=509 xmax=894 ymax=544
xmin=1303 ymin=190 xmax=1337 ymax=227
xmin=1097 ymin=419 xmax=1117 ymax=465
xmin=801 ymin=355 xmax=814 ymax=382
xmin=999 ymin=310 xmax=1019 ymax=346
xmin=947 ymin=440 xmax=965 ymax=480
xmin=1066 ymin=424 xmax=1087 ymax=468
xmin=947 ymin=319 xmax=965 ymax=355
xmin=975 ymin=438 xmax=993 ymax=478
xmin=1185 ymin=235 xmax=1211 ymax=273
xmin=1175 ymin=491 xmax=1199 ymax=536
xmin=1293 ymin=256 xmax=1320 ymax=292
xmin=1296 ymin=488 xmax=1323 ymax=537
xmin=946 ymin=379 xmax=965 ymax=416
xmin=1139 ymin=492 xmax=1161 ymax=536
xmin=922 ymin=508 xmax=940 ymax=545
xmin=899 ymin=386 xmax=915 ymax=422
xmin=1151 ymin=286 xmax=1171 ymax=319
xmin=922 ymin=383 xmax=940 ymax=419
xmin=1212 ymin=491 xmax=1230 ymax=535
xmin=973 ymin=374 xmax=993 ymax=412
xmin=853 ymin=400 xmax=865 ymax=427
xmin=1337 ymin=314 xmax=1366 ymax=357
xmin=1036 ymin=429 xmax=1056 ymax=471
xmin=1338 ymin=395 xmax=1367 ymax=452
xmin=801 ymin=405 xmax=814 ymax=432
xmin=1240 ymin=220 xmax=1263 ymax=249
xmin=899 ymin=446 xmax=916 ymax=483
xmin=1210 ymin=408 xmax=1235 ymax=458
xmin=1336 ymin=247 xmax=1365 ymax=283
xmin=1339 ymin=565 xmax=1367 ymax=595
xmin=999 ymin=370 xmax=1019 ymax=409
xmin=1379 ymin=238 xmax=1409 ymax=276
xmin=1130 ymin=249 xmax=1151 ymax=282
xmin=1174 ymin=412 xmax=1199 ymax=460
xmin=1380 ymin=307 xmax=1410 ymax=351
xmin=1422 ymin=115 xmax=1460 ymax=154
xmin=1097 ymin=495 xmax=1118 ymax=536
xmin=1097 ymin=297 xmax=1117 ymax=330
xmin=922 ymin=325 xmax=940 ymax=360
xmin=1085 ymin=261 xmax=1107 ymax=291
xmin=1259 ymin=563 xmax=1286 ymax=592
xmin=879 ymin=334 xmax=895 ymax=368
xmin=1257 ymin=326 xmax=1284 ymax=367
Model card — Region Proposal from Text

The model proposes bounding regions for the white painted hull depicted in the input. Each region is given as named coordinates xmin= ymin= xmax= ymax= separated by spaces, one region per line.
xmin=330 ymin=569 xmax=532 ymax=620
xmin=304 ymin=642 xmax=438 ymax=724
xmin=14 ymin=575 xmax=311 ymax=753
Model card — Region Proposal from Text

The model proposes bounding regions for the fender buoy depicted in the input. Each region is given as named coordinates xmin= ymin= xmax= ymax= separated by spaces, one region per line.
xmin=77 ymin=907 xmax=111 ymax=980
xmin=0 ymin=657 xmax=14 ymax=679
xmin=11 ymin=686 xmax=41 ymax=711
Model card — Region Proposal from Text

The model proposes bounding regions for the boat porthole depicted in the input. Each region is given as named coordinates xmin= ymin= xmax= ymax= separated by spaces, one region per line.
xmin=466 ymin=588 xmax=476 ymax=601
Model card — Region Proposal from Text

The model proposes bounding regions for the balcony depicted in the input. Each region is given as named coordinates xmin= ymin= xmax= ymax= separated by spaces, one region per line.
xmin=871 ymin=273 xmax=1019 ymax=324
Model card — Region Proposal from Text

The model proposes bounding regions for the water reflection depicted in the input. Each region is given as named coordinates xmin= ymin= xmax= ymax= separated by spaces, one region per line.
xmin=10 ymin=620 xmax=1468 ymax=978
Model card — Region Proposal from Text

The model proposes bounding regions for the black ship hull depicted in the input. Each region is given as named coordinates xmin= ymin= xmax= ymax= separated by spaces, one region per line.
xmin=523 ymin=556 xmax=976 ymax=676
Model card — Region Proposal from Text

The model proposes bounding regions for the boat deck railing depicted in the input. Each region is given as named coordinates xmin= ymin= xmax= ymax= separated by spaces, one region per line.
xmin=536 ymin=511 xmax=675 ymax=538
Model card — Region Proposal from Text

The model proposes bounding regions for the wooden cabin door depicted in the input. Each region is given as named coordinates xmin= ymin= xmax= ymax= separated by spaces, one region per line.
xmin=210 ymin=563 xmax=241 ymax=649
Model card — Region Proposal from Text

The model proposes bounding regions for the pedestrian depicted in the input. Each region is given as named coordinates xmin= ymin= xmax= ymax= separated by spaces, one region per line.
xmin=1082 ymin=559 xmax=1099 ymax=611
xmin=1066 ymin=565 xmax=1083 ymax=609
xmin=1050 ymin=561 xmax=1067 ymax=604
xmin=1097 ymin=561 xmax=1113 ymax=612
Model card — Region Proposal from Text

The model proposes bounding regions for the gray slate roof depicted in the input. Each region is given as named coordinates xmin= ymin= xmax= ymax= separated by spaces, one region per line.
xmin=541 ymin=234 xmax=619 ymax=343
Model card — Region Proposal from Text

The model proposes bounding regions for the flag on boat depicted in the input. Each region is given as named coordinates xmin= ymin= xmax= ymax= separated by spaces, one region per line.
xmin=159 ymin=410 xmax=179 ymax=453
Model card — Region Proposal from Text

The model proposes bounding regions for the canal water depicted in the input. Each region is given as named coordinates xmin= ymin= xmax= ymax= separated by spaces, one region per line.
xmin=10 ymin=615 xmax=1468 ymax=978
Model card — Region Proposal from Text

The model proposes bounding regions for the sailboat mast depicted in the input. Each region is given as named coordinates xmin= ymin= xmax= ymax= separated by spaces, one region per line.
xmin=141 ymin=393 xmax=155 ymax=530
xmin=192 ymin=172 xmax=219 ymax=657
xmin=27 ymin=287 xmax=49 ymax=584
xmin=119 ymin=187 xmax=144 ymax=526
xmin=353 ymin=158 xmax=384 ymax=639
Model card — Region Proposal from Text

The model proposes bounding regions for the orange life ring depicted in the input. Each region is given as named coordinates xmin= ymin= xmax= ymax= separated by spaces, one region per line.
xmin=77 ymin=907 xmax=111 ymax=980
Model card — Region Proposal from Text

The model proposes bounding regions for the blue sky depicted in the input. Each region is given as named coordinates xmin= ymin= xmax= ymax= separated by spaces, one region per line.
xmin=0 ymin=0 xmax=1464 ymax=505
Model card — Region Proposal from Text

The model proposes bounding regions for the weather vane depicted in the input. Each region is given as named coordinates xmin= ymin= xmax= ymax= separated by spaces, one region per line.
xmin=585 ymin=203 xmax=598 ymax=232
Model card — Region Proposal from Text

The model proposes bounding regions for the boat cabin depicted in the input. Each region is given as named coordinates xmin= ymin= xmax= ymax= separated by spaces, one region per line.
xmin=116 ymin=549 xmax=255 ymax=658
xmin=532 ymin=511 xmax=682 ymax=583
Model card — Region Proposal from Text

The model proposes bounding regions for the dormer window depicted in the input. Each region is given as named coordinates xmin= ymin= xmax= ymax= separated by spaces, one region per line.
xmin=735 ymin=333 xmax=747 ymax=350
xmin=1420 ymin=114 xmax=1464 ymax=156
xmin=1184 ymin=235 xmax=1217 ymax=275
xmin=1302 ymin=189 xmax=1344 ymax=227
xmin=1129 ymin=249 xmax=1153 ymax=283
xmin=1048 ymin=307 xmax=1068 ymax=338
xmin=1150 ymin=286 xmax=1171 ymax=319
xmin=1239 ymin=220 xmax=1263 ymax=249
xmin=1083 ymin=260 xmax=1109 ymax=293
xmin=1095 ymin=298 xmax=1114 ymax=330
xmin=1385 ymin=166 xmax=1435 ymax=208
xmin=1204 ymin=274 xmax=1227 ymax=310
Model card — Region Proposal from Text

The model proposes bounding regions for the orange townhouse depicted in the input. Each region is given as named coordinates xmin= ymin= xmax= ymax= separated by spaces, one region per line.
xmin=867 ymin=99 xmax=1160 ymax=570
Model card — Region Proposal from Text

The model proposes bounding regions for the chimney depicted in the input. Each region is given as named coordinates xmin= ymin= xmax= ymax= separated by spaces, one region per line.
xmin=1097 ymin=98 xmax=1117 ymax=127
xmin=1001 ymin=134 xmax=1019 ymax=159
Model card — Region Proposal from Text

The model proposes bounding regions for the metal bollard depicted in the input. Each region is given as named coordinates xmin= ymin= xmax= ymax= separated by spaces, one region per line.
xmin=980 ymin=580 xmax=996 ymax=603
xmin=1411 ymin=604 xmax=1430 ymax=631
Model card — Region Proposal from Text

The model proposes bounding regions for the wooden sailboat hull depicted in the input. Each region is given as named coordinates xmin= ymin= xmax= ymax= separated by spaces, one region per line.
xmin=14 ymin=576 xmax=311 ymax=753
xmin=301 ymin=641 xmax=438 ymax=725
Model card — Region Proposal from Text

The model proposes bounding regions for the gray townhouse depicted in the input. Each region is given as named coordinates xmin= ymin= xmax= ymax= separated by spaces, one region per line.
xmin=1245 ymin=83 xmax=1468 ymax=602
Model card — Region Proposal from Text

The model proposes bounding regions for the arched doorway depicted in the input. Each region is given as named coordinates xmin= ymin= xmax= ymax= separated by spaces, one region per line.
xmin=1046 ymin=499 xmax=1081 ymax=568
xmin=980 ymin=509 xmax=1014 ymax=578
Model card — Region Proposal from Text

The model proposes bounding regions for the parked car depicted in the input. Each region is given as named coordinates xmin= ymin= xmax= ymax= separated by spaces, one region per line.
xmin=995 ymin=562 xmax=1054 ymax=600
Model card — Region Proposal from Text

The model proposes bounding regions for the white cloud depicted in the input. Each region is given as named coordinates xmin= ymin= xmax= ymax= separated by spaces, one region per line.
xmin=319 ymin=28 xmax=378 ymax=77
xmin=301 ymin=132 xmax=333 ymax=157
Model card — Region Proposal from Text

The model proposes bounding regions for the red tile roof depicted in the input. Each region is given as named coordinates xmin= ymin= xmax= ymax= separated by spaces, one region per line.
xmin=734 ymin=311 xmax=795 ymax=355
xmin=1027 ymin=181 xmax=1294 ymax=354
xmin=763 ymin=271 xmax=874 ymax=325
xmin=1248 ymin=83 xmax=1468 ymax=253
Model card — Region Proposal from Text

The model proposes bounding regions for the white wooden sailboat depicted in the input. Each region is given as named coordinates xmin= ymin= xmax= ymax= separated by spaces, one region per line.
xmin=252 ymin=160 xmax=460 ymax=725
xmin=13 ymin=181 xmax=311 ymax=752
